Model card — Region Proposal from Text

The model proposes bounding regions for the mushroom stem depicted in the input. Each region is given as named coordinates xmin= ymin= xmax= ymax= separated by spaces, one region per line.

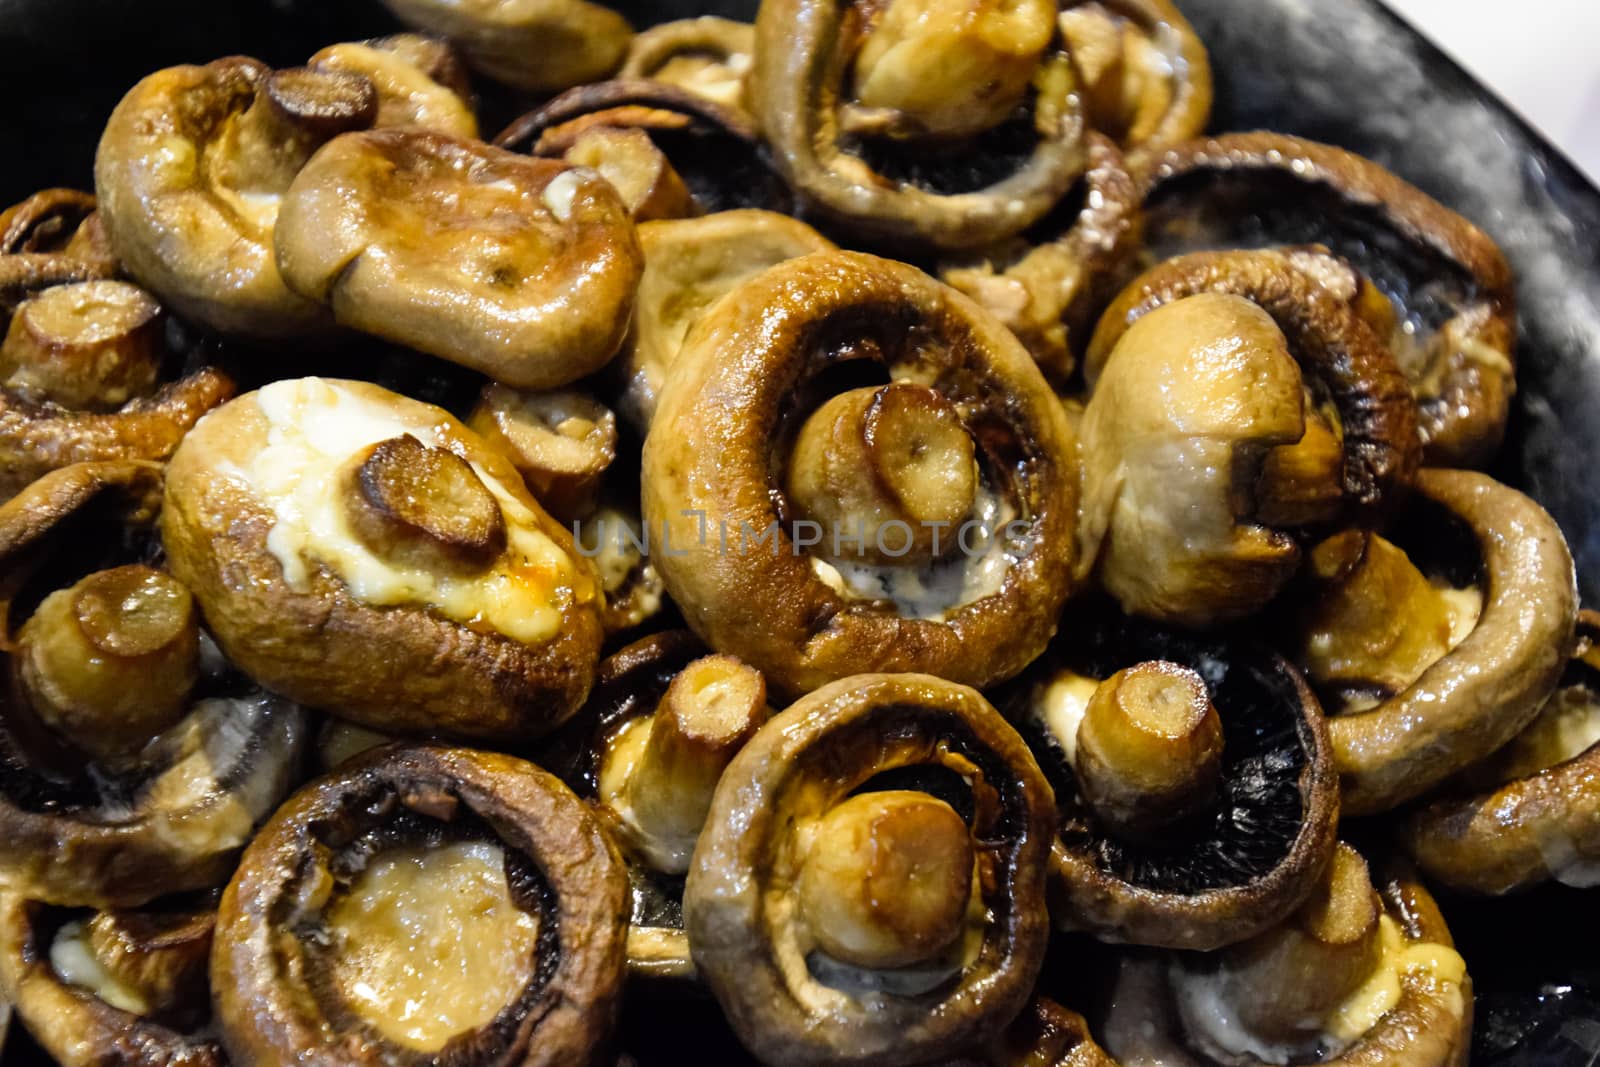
xmin=219 ymin=68 xmax=378 ymax=194
xmin=1253 ymin=403 xmax=1345 ymax=528
xmin=1073 ymin=661 xmax=1224 ymax=840
xmin=797 ymin=790 xmax=975 ymax=969
xmin=785 ymin=383 xmax=979 ymax=566
xmin=17 ymin=565 xmax=200 ymax=770
xmin=1 ymin=280 xmax=163 ymax=410
xmin=611 ymin=654 xmax=766 ymax=871
xmin=341 ymin=434 xmax=508 ymax=574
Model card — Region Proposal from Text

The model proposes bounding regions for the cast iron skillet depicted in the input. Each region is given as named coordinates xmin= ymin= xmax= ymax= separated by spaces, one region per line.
xmin=0 ymin=0 xmax=1596 ymax=1063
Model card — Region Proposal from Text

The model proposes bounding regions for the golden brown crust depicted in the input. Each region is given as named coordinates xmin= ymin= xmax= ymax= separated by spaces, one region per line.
xmin=1331 ymin=470 xmax=1577 ymax=815
xmin=380 ymin=0 xmax=633 ymax=93
xmin=642 ymin=251 xmax=1079 ymax=695
xmin=685 ymin=673 xmax=1055 ymax=1066
xmin=161 ymin=379 xmax=605 ymax=743
xmin=211 ymin=743 xmax=630 ymax=1067
xmin=1137 ymin=132 xmax=1517 ymax=467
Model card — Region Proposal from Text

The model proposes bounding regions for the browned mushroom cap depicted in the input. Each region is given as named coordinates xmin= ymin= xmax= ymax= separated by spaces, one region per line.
xmin=1135 ymin=132 xmax=1517 ymax=467
xmin=1 ymin=280 xmax=163 ymax=410
xmin=1324 ymin=470 xmax=1576 ymax=815
xmin=750 ymin=0 xmax=1089 ymax=250
xmin=308 ymin=33 xmax=479 ymax=137
xmin=942 ymin=133 xmax=1140 ymax=382
xmin=470 ymin=383 xmax=618 ymax=522
xmin=562 ymin=126 xmax=696 ymax=221
xmin=686 ymin=673 xmax=1054 ymax=1066
xmin=643 ymin=251 xmax=1079 ymax=695
xmin=161 ymin=377 xmax=605 ymax=742
xmin=618 ymin=209 xmax=835 ymax=432
xmin=1400 ymin=610 xmax=1600 ymax=893
xmin=0 ymin=366 xmax=235 ymax=503
xmin=1078 ymin=266 xmax=1416 ymax=626
xmin=380 ymin=0 xmax=633 ymax=93
xmin=1010 ymin=617 xmax=1339 ymax=950
xmin=619 ymin=17 xmax=756 ymax=112
xmin=1102 ymin=855 xmax=1472 ymax=1067
xmin=275 ymin=129 xmax=642 ymax=390
xmin=497 ymin=79 xmax=793 ymax=215
xmin=94 ymin=58 xmax=380 ymax=338
xmin=0 ymin=895 xmax=224 ymax=1067
xmin=1057 ymin=0 xmax=1211 ymax=167
xmin=212 ymin=743 xmax=630 ymax=1067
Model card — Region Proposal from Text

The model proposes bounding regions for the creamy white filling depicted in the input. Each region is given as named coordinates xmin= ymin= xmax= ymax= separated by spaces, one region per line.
xmin=1029 ymin=670 xmax=1102 ymax=764
xmin=50 ymin=921 xmax=148 ymax=1016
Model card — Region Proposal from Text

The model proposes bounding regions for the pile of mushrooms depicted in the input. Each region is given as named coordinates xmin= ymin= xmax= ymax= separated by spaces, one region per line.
xmin=0 ymin=2 xmax=1590 ymax=1065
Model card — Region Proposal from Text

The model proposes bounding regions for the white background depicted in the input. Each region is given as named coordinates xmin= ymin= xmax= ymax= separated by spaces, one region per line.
xmin=1382 ymin=0 xmax=1600 ymax=183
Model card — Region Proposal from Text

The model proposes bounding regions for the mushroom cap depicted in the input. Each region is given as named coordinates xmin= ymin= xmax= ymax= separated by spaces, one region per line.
xmin=642 ymin=250 xmax=1080 ymax=695
xmin=92 ymin=58 xmax=341 ymax=338
xmin=276 ymin=128 xmax=642 ymax=390
xmin=619 ymin=17 xmax=756 ymax=112
xmin=211 ymin=743 xmax=630 ymax=1067
xmin=160 ymin=377 xmax=605 ymax=743
xmin=1009 ymin=614 xmax=1340 ymax=951
xmin=380 ymin=0 xmax=633 ymax=93
xmin=308 ymin=36 xmax=479 ymax=137
xmin=1330 ymin=469 xmax=1577 ymax=815
xmin=684 ymin=672 xmax=1055 ymax=1066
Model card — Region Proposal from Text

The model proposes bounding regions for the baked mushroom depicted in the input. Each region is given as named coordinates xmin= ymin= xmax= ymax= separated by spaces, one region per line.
xmin=0 ymin=462 xmax=308 ymax=909
xmin=750 ymin=0 xmax=1096 ymax=249
xmin=212 ymin=743 xmax=630 ymax=1067
xmin=497 ymin=79 xmax=793 ymax=214
xmin=0 ymin=894 xmax=223 ymax=1067
xmin=642 ymin=251 xmax=1079 ymax=695
xmin=1401 ymin=609 xmax=1600 ymax=894
xmin=161 ymin=377 xmax=606 ymax=743
xmin=1078 ymin=251 xmax=1421 ymax=626
xmin=942 ymin=132 xmax=1139 ymax=381
xmin=2 ymin=281 xmax=163 ymax=411
xmin=1101 ymin=849 xmax=1472 ymax=1066
xmin=1009 ymin=615 xmax=1338 ymax=950
xmin=379 ymin=0 xmax=633 ymax=93
xmin=561 ymin=126 xmax=697 ymax=221
xmin=617 ymin=209 xmax=836 ymax=431
xmin=619 ymin=17 xmax=756 ymax=113
xmin=1137 ymin=132 xmax=1517 ymax=466
xmin=94 ymin=58 xmax=379 ymax=337
xmin=686 ymin=673 xmax=1055 ymax=1065
xmin=469 ymin=383 xmax=618 ymax=523
xmin=275 ymin=128 xmax=642 ymax=390
xmin=1056 ymin=0 xmax=1211 ymax=166
xmin=308 ymin=33 xmax=479 ymax=137
xmin=1292 ymin=470 xmax=1576 ymax=815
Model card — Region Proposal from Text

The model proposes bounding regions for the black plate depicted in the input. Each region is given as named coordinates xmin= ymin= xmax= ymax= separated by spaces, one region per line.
xmin=1 ymin=0 xmax=1597 ymax=1062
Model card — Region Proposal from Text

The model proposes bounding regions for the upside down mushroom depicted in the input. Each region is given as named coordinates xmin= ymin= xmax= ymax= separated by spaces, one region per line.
xmin=95 ymin=58 xmax=379 ymax=337
xmin=380 ymin=0 xmax=633 ymax=93
xmin=211 ymin=744 xmax=630 ymax=1067
xmin=643 ymin=251 xmax=1080 ymax=694
xmin=469 ymin=383 xmax=619 ymax=523
xmin=1289 ymin=469 xmax=1576 ymax=815
xmin=276 ymin=128 xmax=642 ymax=389
xmin=685 ymin=673 xmax=1055 ymax=1066
xmin=1079 ymin=251 xmax=1420 ymax=626
xmin=160 ymin=377 xmax=605 ymax=742
xmin=620 ymin=17 xmax=756 ymax=113
xmin=1102 ymin=848 xmax=1472 ymax=1066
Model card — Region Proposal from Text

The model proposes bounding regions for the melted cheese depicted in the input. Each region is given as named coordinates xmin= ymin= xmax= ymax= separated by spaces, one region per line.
xmin=1031 ymin=670 xmax=1102 ymax=764
xmin=326 ymin=841 xmax=540 ymax=1051
xmin=50 ymin=921 xmax=148 ymax=1016
xmin=235 ymin=378 xmax=575 ymax=645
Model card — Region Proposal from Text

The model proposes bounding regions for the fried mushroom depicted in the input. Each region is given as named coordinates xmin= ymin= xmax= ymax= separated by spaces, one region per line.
xmin=1 ymin=281 xmax=162 ymax=411
xmin=1136 ymin=132 xmax=1518 ymax=466
xmin=643 ymin=251 xmax=1079 ymax=695
xmin=1078 ymin=251 xmax=1421 ymax=626
xmin=161 ymin=377 xmax=606 ymax=743
xmin=0 ymin=190 xmax=118 ymax=317
xmin=1102 ymin=853 xmax=1472 ymax=1067
xmin=276 ymin=128 xmax=642 ymax=390
xmin=469 ymin=383 xmax=618 ymax=522
xmin=94 ymin=58 xmax=379 ymax=337
xmin=619 ymin=17 xmax=756 ymax=112
xmin=211 ymin=743 xmax=629 ymax=1067
xmin=561 ymin=127 xmax=696 ymax=221
xmin=380 ymin=0 xmax=633 ymax=93
xmin=1010 ymin=617 xmax=1338 ymax=950
xmin=308 ymin=33 xmax=479 ymax=137
xmin=1301 ymin=470 xmax=1576 ymax=815
xmin=685 ymin=673 xmax=1054 ymax=1065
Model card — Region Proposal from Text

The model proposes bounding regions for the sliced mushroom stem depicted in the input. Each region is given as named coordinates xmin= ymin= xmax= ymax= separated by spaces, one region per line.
xmin=615 ymin=654 xmax=766 ymax=867
xmin=851 ymin=0 xmax=1056 ymax=137
xmin=564 ymin=126 xmax=696 ymax=221
xmin=1 ymin=280 xmax=163 ymax=410
xmin=1297 ymin=530 xmax=1472 ymax=703
xmin=220 ymin=68 xmax=378 ymax=194
xmin=17 ymin=564 xmax=200 ymax=770
xmin=797 ymin=790 xmax=975 ymax=969
xmin=1074 ymin=660 xmax=1224 ymax=839
xmin=786 ymin=383 xmax=979 ymax=566
xmin=342 ymin=434 xmax=508 ymax=573
xmin=468 ymin=384 xmax=619 ymax=522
